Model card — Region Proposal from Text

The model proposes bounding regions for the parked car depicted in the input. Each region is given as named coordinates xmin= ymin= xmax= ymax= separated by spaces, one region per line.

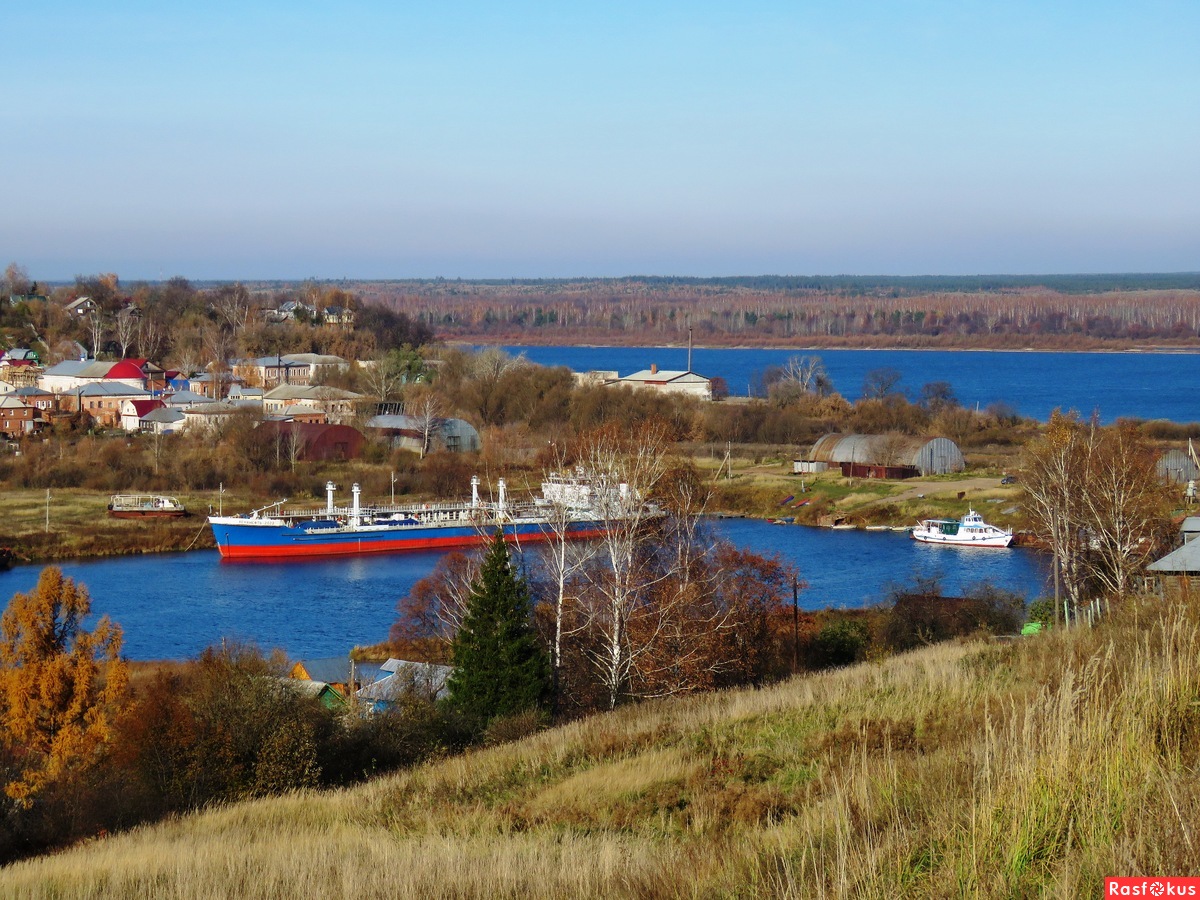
xmin=1001 ymin=475 xmax=1017 ymax=485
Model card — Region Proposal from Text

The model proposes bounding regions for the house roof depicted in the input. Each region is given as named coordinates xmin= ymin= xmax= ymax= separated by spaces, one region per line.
xmin=263 ymin=384 xmax=362 ymax=401
xmin=1148 ymin=540 xmax=1200 ymax=574
xmin=283 ymin=353 xmax=347 ymax=367
xmin=357 ymin=660 xmax=453 ymax=702
xmin=162 ymin=390 xmax=213 ymax=406
xmin=12 ymin=386 xmax=52 ymax=397
xmin=142 ymin=407 xmax=186 ymax=424
xmin=77 ymin=383 xmax=151 ymax=398
xmin=293 ymin=657 xmax=353 ymax=684
xmin=621 ymin=369 xmax=709 ymax=384
xmin=0 ymin=395 xmax=29 ymax=409
xmin=42 ymin=360 xmax=93 ymax=377
xmin=106 ymin=360 xmax=147 ymax=380
xmin=126 ymin=399 xmax=164 ymax=417
xmin=240 ymin=356 xmax=309 ymax=369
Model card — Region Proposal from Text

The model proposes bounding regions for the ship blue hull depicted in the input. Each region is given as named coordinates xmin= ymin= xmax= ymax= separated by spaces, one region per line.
xmin=210 ymin=517 xmax=606 ymax=560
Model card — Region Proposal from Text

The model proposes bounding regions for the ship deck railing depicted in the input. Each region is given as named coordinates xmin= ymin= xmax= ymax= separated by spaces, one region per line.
xmin=272 ymin=499 xmax=549 ymax=523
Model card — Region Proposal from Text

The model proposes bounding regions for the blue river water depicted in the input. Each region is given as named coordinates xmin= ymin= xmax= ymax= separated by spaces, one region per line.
xmin=0 ymin=519 xmax=1050 ymax=661
xmin=501 ymin=345 xmax=1200 ymax=424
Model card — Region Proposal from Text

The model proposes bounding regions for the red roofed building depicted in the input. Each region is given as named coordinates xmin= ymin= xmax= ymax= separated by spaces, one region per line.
xmin=120 ymin=399 xmax=166 ymax=432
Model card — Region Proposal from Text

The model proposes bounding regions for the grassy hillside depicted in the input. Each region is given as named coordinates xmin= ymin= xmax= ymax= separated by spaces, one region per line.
xmin=2 ymin=588 xmax=1197 ymax=898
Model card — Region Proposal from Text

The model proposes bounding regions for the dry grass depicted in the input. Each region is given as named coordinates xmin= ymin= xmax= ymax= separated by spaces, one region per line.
xmin=3 ymin=587 xmax=1198 ymax=898
xmin=0 ymin=489 xmax=217 ymax=560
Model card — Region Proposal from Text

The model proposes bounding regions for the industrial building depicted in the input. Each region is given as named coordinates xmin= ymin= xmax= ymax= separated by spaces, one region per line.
xmin=797 ymin=433 xmax=966 ymax=478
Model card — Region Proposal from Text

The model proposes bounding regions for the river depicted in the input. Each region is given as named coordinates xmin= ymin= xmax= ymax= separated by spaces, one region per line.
xmin=500 ymin=345 xmax=1200 ymax=424
xmin=0 ymin=519 xmax=1050 ymax=661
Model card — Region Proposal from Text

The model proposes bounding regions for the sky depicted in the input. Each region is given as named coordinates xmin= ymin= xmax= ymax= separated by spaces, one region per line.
xmin=4 ymin=1 xmax=1199 ymax=280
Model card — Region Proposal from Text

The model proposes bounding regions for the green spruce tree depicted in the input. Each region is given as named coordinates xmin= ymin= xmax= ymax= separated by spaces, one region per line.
xmin=448 ymin=531 xmax=551 ymax=730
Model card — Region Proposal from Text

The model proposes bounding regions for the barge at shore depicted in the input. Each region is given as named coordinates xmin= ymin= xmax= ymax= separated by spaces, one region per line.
xmin=208 ymin=475 xmax=621 ymax=560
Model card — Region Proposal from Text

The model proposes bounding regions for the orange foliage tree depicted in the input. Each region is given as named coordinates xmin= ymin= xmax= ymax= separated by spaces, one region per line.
xmin=0 ymin=567 xmax=128 ymax=805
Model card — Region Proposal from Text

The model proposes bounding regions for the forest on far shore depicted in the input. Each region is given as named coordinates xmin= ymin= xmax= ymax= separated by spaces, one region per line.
xmin=330 ymin=274 xmax=1200 ymax=350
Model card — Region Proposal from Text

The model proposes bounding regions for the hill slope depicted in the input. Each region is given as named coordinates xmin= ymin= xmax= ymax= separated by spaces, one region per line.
xmin=2 ymin=592 xmax=1197 ymax=898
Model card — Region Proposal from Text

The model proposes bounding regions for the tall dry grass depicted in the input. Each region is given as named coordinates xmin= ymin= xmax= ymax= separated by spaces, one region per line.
xmin=2 ymin=584 xmax=1197 ymax=898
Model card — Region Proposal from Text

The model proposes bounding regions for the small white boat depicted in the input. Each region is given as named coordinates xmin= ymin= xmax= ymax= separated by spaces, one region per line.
xmin=911 ymin=509 xmax=1012 ymax=548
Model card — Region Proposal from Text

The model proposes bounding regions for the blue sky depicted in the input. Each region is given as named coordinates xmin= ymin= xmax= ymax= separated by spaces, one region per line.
xmin=5 ymin=1 xmax=1198 ymax=279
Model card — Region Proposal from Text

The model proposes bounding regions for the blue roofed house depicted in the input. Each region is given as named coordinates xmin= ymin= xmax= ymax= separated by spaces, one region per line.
xmin=356 ymin=658 xmax=454 ymax=712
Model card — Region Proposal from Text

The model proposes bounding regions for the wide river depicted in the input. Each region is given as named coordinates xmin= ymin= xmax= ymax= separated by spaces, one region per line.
xmin=502 ymin=345 xmax=1200 ymax=424
xmin=0 ymin=519 xmax=1050 ymax=661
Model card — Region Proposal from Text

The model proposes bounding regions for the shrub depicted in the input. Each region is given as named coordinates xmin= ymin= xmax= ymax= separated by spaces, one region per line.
xmin=812 ymin=619 xmax=871 ymax=668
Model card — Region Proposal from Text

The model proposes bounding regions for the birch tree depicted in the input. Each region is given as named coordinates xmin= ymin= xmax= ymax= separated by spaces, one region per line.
xmin=113 ymin=310 xmax=140 ymax=358
xmin=1078 ymin=424 xmax=1172 ymax=600
xmin=577 ymin=421 xmax=672 ymax=709
xmin=1021 ymin=411 xmax=1088 ymax=621
xmin=404 ymin=387 xmax=444 ymax=459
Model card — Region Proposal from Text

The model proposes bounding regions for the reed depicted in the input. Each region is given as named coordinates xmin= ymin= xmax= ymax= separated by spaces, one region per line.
xmin=2 ymin=585 xmax=1196 ymax=898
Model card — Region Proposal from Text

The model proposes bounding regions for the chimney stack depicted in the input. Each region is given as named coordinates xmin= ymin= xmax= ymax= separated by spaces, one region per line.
xmin=650 ymin=363 xmax=658 ymax=374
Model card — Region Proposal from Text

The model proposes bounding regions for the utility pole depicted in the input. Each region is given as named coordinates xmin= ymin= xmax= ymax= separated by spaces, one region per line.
xmin=219 ymin=482 xmax=224 ymax=516
xmin=391 ymin=470 xmax=397 ymax=505
xmin=792 ymin=574 xmax=800 ymax=675
xmin=44 ymin=488 xmax=51 ymax=533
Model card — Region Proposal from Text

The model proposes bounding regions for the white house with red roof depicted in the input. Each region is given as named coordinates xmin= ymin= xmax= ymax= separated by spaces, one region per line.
xmin=120 ymin=399 xmax=166 ymax=432
xmin=39 ymin=359 xmax=150 ymax=395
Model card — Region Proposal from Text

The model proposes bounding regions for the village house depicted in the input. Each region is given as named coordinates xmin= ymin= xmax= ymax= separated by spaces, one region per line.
xmin=356 ymin=659 xmax=453 ymax=712
xmin=71 ymin=383 xmax=152 ymax=429
xmin=0 ymin=395 xmax=43 ymax=438
xmin=320 ymin=305 xmax=355 ymax=328
xmin=262 ymin=383 xmax=362 ymax=424
xmin=233 ymin=356 xmax=310 ymax=388
xmin=365 ymin=413 xmax=481 ymax=454
xmin=11 ymin=385 xmax=55 ymax=411
xmin=615 ymin=364 xmax=713 ymax=400
xmin=120 ymin=399 xmax=165 ymax=432
xmin=139 ymin=406 xmax=187 ymax=434
xmin=39 ymin=359 xmax=149 ymax=395
xmin=64 ymin=296 xmax=98 ymax=317
xmin=179 ymin=402 xmax=250 ymax=433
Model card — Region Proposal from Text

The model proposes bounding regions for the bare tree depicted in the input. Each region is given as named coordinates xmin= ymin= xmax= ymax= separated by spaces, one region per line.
xmin=362 ymin=353 xmax=406 ymax=406
xmin=211 ymin=283 xmax=253 ymax=335
xmin=86 ymin=312 xmax=105 ymax=359
xmin=535 ymin=447 xmax=600 ymax=682
xmin=781 ymin=355 xmax=832 ymax=394
xmin=203 ymin=325 xmax=234 ymax=399
xmin=139 ymin=314 xmax=168 ymax=363
xmin=862 ymin=366 xmax=904 ymax=399
xmin=577 ymin=421 xmax=672 ymax=709
xmin=113 ymin=309 xmax=140 ymax=358
xmin=469 ymin=347 xmax=525 ymax=425
xmin=1021 ymin=412 xmax=1089 ymax=622
xmin=404 ymin=387 xmax=445 ymax=459
xmin=4 ymin=262 xmax=30 ymax=297
xmin=1078 ymin=424 xmax=1173 ymax=600
xmin=284 ymin=422 xmax=304 ymax=473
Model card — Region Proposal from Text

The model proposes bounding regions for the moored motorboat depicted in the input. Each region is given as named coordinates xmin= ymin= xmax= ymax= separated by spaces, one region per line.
xmin=108 ymin=494 xmax=187 ymax=518
xmin=911 ymin=509 xmax=1012 ymax=548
